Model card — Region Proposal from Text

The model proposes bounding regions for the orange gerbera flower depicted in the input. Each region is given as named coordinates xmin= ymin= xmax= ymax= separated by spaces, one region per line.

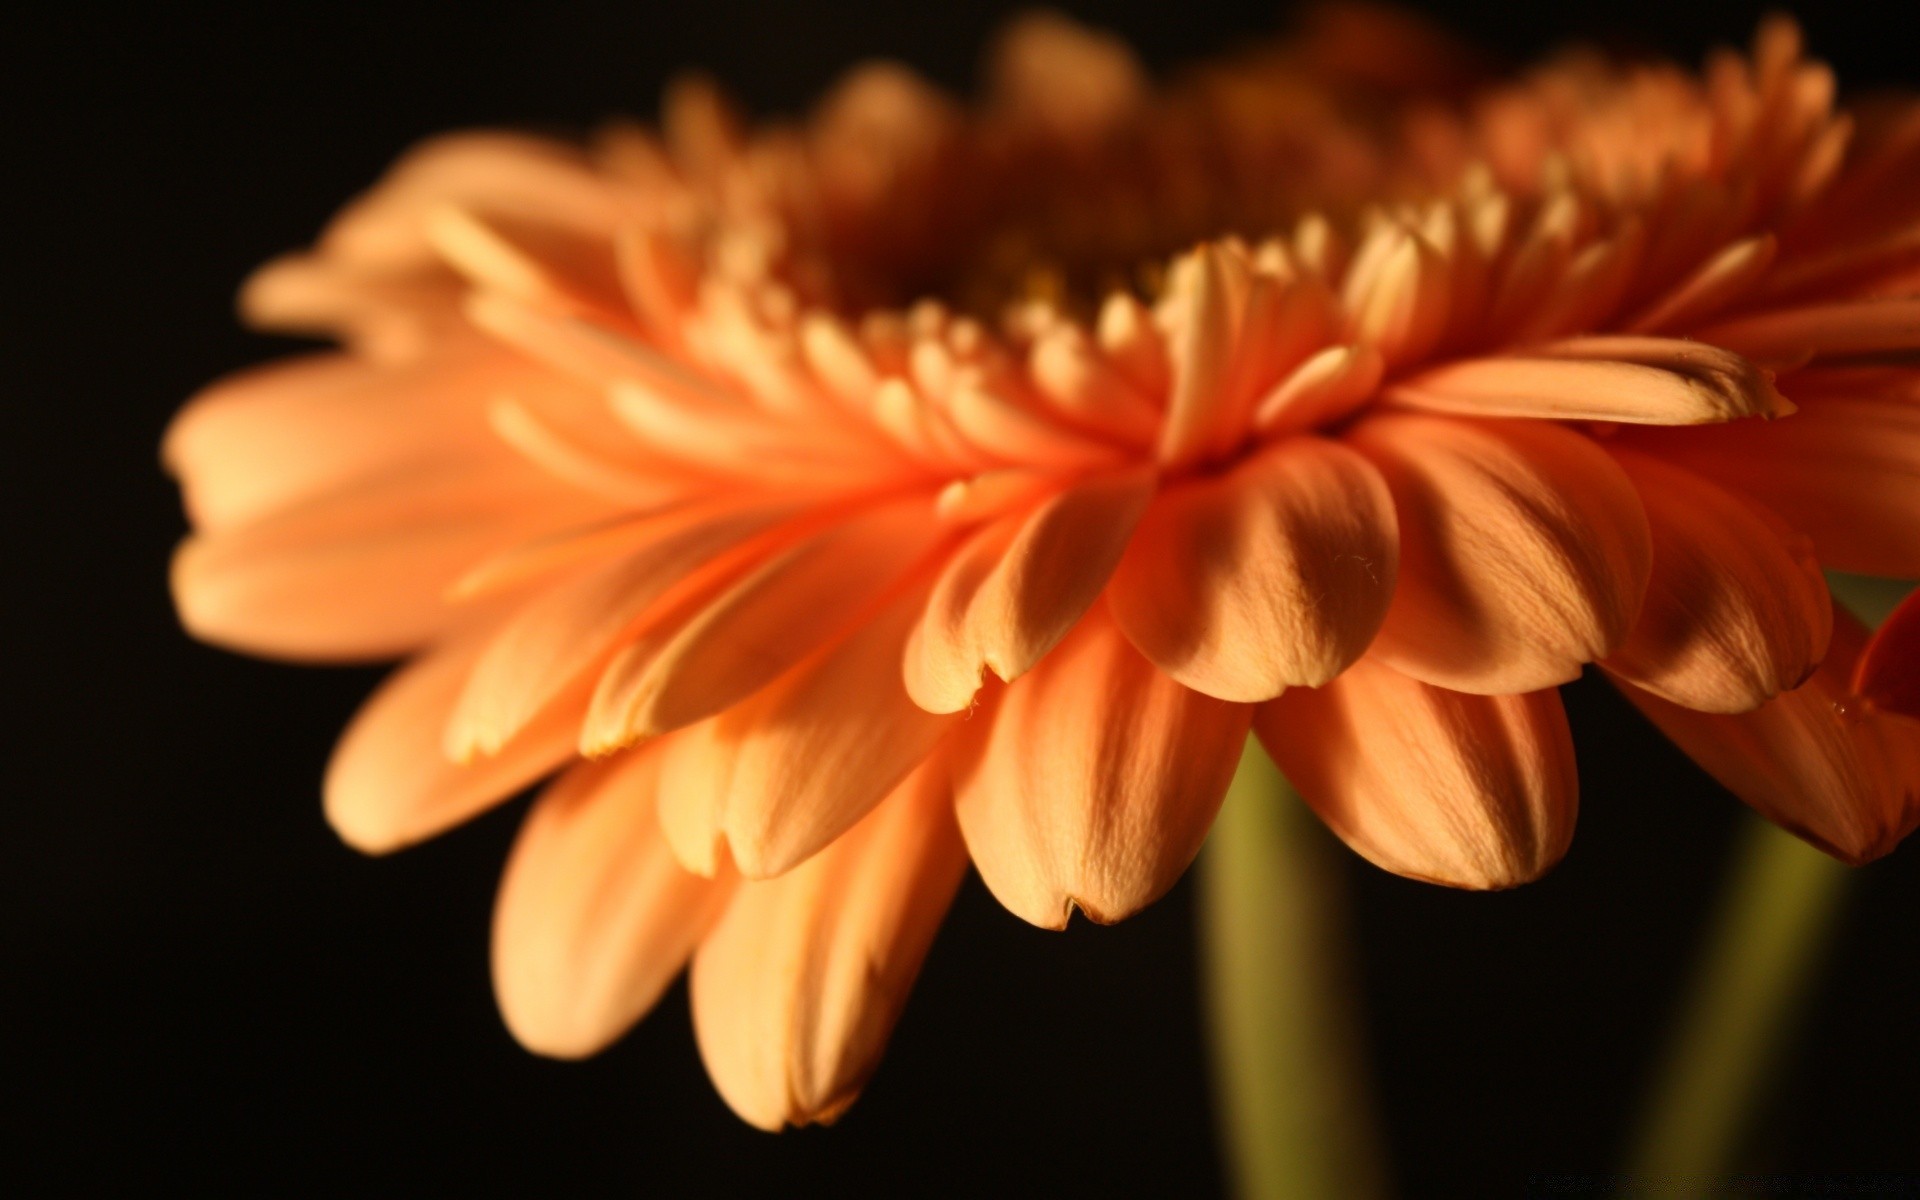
xmin=167 ymin=13 xmax=1920 ymax=1128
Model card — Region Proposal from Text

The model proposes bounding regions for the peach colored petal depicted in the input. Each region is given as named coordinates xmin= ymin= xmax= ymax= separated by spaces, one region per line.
xmin=1348 ymin=413 xmax=1652 ymax=693
xmin=583 ymin=494 xmax=948 ymax=750
xmin=1624 ymin=234 xmax=1776 ymax=334
xmin=1157 ymin=243 xmax=1242 ymax=466
xmin=1251 ymin=344 xmax=1384 ymax=436
xmin=1386 ymin=336 xmax=1789 ymax=424
xmin=1343 ymin=224 xmax=1449 ymax=369
xmin=1096 ymin=291 xmax=1171 ymax=397
xmin=904 ymin=466 xmax=1156 ymax=713
xmin=324 ymin=634 xmax=582 ymax=854
xmin=1630 ymin=395 xmax=1920 ymax=576
xmin=1610 ymin=612 xmax=1920 ymax=864
xmin=425 ymin=205 xmax=627 ymax=317
xmin=1108 ymin=437 xmax=1397 ymax=701
xmin=713 ymin=582 xmax=956 ymax=878
xmin=1856 ymin=590 xmax=1920 ymax=721
xmin=486 ymin=396 xmax=688 ymax=508
xmin=1695 ymin=297 xmax=1920 ymax=365
xmin=1256 ymin=656 xmax=1577 ymax=889
xmin=163 ymin=350 xmax=512 ymax=533
xmin=944 ymin=377 xmax=1129 ymax=469
xmin=172 ymin=460 xmax=606 ymax=662
xmin=238 ymin=253 xmax=465 ymax=362
xmin=446 ymin=500 xmax=800 ymax=759
xmin=1602 ymin=451 xmax=1831 ymax=713
xmin=491 ymin=748 xmax=733 ymax=1058
xmin=952 ymin=607 xmax=1252 ymax=928
xmin=1027 ymin=323 xmax=1161 ymax=446
xmin=653 ymin=717 xmax=733 ymax=877
xmin=318 ymin=132 xmax=626 ymax=273
xmin=690 ymin=757 xmax=966 ymax=1130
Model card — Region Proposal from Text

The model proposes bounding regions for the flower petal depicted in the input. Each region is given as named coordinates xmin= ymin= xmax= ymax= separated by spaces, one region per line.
xmin=323 ymin=634 xmax=582 ymax=854
xmin=1627 ymin=395 xmax=1920 ymax=576
xmin=1856 ymin=590 xmax=1920 ymax=721
xmin=1385 ymin=337 xmax=1790 ymax=424
xmin=1108 ymin=436 xmax=1398 ymax=701
xmin=1694 ymin=297 xmax=1920 ymax=365
xmin=1347 ymin=413 xmax=1652 ymax=693
xmin=1610 ymin=612 xmax=1920 ymax=863
xmin=1255 ymin=656 xmax=1577 ymax=888
xmin=904 ymin=466 xmax=1156 ymax=713
xmin=162 ymin=350 xmax=509 ymax=533
xmin=491 ymin=749 xmax=732 ymax=1058
xmin=715 ymin=582 xmax=956 ymax=878
xmin=446 ymin=500 xmax=798 ymax=759
xmin=584 ymin=494 xmax=947 ymax=749
xmin=690 ymin=757 xmax=966 ymax=1130
xmin=1602 ymin=451 xmax=1832 ymax=713
xmin=953 ymin=607 xmax=1252 ymax=928
xmin=171 ymin=460 xmax=605 ymax=662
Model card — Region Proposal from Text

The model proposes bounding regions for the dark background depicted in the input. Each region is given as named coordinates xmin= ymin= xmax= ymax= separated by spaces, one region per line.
xmin=10 ymin=2 xmax=1920 ymax=1195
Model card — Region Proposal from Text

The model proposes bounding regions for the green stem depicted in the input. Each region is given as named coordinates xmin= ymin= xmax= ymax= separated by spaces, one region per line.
xmin=1199 ymin=738 xmax=1388 ymax=1200
xmin=1624 ymin=818 xmax=1848 ymax=1183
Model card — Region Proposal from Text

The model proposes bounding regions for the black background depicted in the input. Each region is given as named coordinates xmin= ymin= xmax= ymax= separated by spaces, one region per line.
xmin=11 ymin=2 xmax=1920 ymax=1195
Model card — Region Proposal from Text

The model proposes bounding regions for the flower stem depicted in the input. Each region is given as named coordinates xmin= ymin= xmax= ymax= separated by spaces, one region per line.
xmin=1198 ymin=738 xmax=1388 ymax=1200
xmin=1624 ymin=817 xmax=1849 ymax=1184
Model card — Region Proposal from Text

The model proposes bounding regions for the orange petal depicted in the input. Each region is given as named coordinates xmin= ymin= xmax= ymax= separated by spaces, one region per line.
xmin=1108 ymin=437 xmax=1397 ymax=701
xmin=905 ymin=466 xmax=1156 ymax=712
xmin=1629 ymin=394 xmax=1920 ymax=576
xmin=1344 ymin=224 xmax=1450 ymax=368
xmin=1251 ymin=344 xmax=1384 ymax=437
xmin=446 ymin=501 xmax=798 ymax=759
xmin=1157 ymin=242 xmax=1243 ymax=466
xmin=1385 ymin=336 xmax=1789 ymax=424
xmin=653 ymin=717 xmax=733 ymax=877
xmin=171 ymin=460 xmax=605 ymax=662
xmin=1695 ymin=297 xmax=1920 ymax=365
xmin=1348 ymin=413 xmax=1652 ymax=693
xmin=714 ymin=582 xmax=956 ymax=878
xmin=1602 ymin=452 xmax=1831 ymax=713
xmin=583 ymin=494 xmax=947 ymax=749
xmin=323 ymin=635 xmax=582 ymax=854
xmin=1255 ymin=656 xmax=1577 ymax=888
xmin=491 ymin=749 xmax=733 ymax=1058
xmin=1855 ymin=589 xmax=1920 ymax=720
xmin=690 ymin=757 xmax=966 ymax=1130
xmin=162 ymin=350 xmax=509 ymax=533
xmin=952 ymin=607 xmax=1252 ymax=928
xmin=1610 ymin=612 xmax=1920 ymax=864
xmin=1624 ymin=234 xmax=1776 ymax=334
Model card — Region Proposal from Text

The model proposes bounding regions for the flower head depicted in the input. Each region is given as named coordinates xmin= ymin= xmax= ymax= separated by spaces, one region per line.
xmin=168 ymin=12 xmax=1920 ymax=1127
